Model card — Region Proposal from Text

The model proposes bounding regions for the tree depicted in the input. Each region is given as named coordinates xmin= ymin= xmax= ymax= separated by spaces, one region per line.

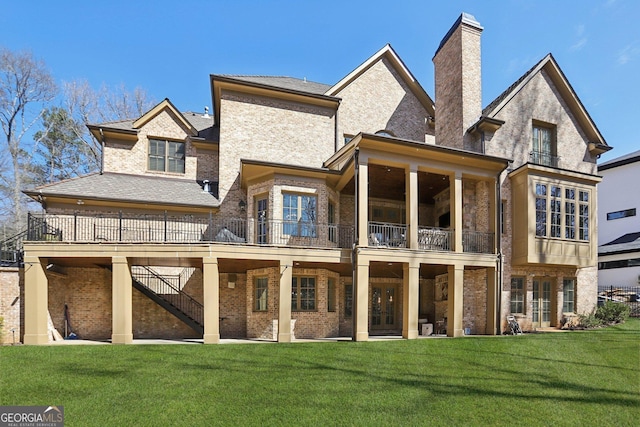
xmin=32 ymin=107 xmax=96 ymax=184
xmin=0 ymin=47 xmax=56 ymax=227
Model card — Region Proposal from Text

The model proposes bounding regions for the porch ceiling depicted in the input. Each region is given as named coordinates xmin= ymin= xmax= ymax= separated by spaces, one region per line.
xmin=342 ymin=165 xmax=450 ymax=203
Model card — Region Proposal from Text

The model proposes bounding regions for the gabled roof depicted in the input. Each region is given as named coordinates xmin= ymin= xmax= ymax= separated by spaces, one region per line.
xmin=217 ymin=75 xmax=331 ymax=96
xmin=210 ymin=74 xmax=340 ymax=125
xmin=482 ymin=54 xmax=611 ymax=153
xmin=599 ymin=149 xmax=640 ymax=171
xmin=87 ymin=106 xmax=217 ymax=142
xmin=24 ymin=172 xmax=220 ymax=210
xmin=325 ymin=44 xmax=435 ymax=116
xmin=133 ymin=98 xmax=198 ymax=136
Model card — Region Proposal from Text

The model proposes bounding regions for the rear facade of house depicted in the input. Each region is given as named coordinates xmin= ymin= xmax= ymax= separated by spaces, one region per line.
xmin=1 ymin=13 xmax=610 ymax=345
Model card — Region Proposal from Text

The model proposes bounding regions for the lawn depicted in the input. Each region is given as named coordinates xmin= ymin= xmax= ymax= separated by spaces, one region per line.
xmin=1 ymin=320 xmax=639 ymax=426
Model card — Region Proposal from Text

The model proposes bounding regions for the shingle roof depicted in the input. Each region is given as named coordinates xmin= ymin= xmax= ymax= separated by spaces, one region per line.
xmin=599 ymin=232 xmax=640 ymax=255
xmin=90 ymin=111 xmax=217 ymax=141
xmin=482 ymin=55 xmax=546 ymax=116
xmin=25 ymin=172 xmax=219 ymax=209
xmin=217 ymin=75 xmax=332 ymax=96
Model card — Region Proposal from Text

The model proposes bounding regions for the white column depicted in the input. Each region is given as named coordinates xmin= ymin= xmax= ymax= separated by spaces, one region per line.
xmin=354 ymin=256 xmax=370 ymax=341
xmin=23 ymin=256 xmax=49 ymax=345
xmin=278 ymin=258 xmax=293 ymax=342
xmin=402 ymin=261 xmax=420 ymax=339
xmin=112 ymin=256 xmax=133 ymax=344
xmin=406 ymin=167 xmax=419 ymax=249
xmin=447 ymin=264 xmax=465 ymax=337
xmin=203 ymin=257 xmax=220 ymax=344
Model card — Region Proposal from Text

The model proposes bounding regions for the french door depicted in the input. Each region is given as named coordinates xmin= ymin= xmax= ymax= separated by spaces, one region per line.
xmin=532 ymin=279 xmax=551 ymax=328
xmin=371 ymin=285 xmax=397 ymax=330
xmin=256 ymin=198 xmax=268 ymax=244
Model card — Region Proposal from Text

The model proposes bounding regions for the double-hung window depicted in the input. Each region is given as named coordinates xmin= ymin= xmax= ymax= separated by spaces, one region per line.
xmin=510 ymin=277 xmax=525 ymax=314
xmin=291 ymin=276 xmax=316 ymax=311
xmin=562 ymin=278 xmax=575 ymax=313
xmin=254 ymin=277 xmax=268 ymax=311
xmin=149 ymin=139 xmax=185 ymax=173
xmin=535 ymin=184 xmax=547 ymax=237
xmin=283 ymin=193 xmax=317 ymax=236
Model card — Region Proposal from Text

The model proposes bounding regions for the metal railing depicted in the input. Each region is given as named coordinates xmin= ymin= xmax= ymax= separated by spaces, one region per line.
xmin=418 ymin=226 xmax=452 ymax=251
xmin=530 ymin=151 xmax=559 ymax=168
xmin=248 ymin=218 xmax=354 ymax=249
xmin=368 ymin=222 xmax=407 ymax=247
xmin=598 ymin=285 xmax=640 ymax=317
xmin=23 ymin=212 xmax=355 ymax=249
xmin=463 ymin=230 xmax=494 ymax=254
xmin=0 ymin=228 xmax=29 ymax=266
xmin=131 ymin=266 xmax=203 ymax=326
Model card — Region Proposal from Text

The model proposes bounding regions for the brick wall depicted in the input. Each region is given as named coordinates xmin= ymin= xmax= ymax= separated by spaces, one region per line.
xmin=0 ymin=267 xmax=21 ymax=344
xmin=336 ymin=57 xmax=431 ymax=142
xmin=218 ymin=92 xmax=336 ymax=203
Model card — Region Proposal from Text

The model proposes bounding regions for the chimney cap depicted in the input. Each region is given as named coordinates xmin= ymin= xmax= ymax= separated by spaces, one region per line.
xmin=434 ymin=12 xmax=483 ymax=57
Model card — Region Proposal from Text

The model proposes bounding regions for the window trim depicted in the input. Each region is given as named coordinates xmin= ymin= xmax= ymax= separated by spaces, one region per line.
xmin=562 ymin=278 xmax=576 ymax=314
xmin=607 ymin=208 xmax=636 ymax=221
xmin=510 ymin=277 xmax=526 ymax=314
xmin=535 ymin=182 xmax=590 ymax=242
xmin=291 ymin=276 xmax=317 ymax=312
xmin=254 ymin=277 xmax=268 ymax=312
xmin=148 ymin=138 xmax=186 ymax=174
xmin=282 ymin=192 xmax=317 ymax=237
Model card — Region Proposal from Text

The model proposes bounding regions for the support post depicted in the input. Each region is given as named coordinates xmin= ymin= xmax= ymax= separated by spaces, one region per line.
xmin=112 ymin=256 xmax=133 ymax=344
xmin=402 ymin=261 xmax=420 ymax=339
xmin=447 ymin=264 xmax=465 ymax=337
xmin=23 ymin=256 xmax=49 ymax=345
xmin=278 ymin=258 xmax=293 ymax=342
xmin=357 ymin=162 xmax=369 ymax=246
xmin=451 ymin=171 xmax=463 ymax=252
xmin=406 ymin=167 xmax=419 ymax=249
xmin=203 ymin=257 xmax=220 ymax=343
xmin=354 ymin=255 xmax=369 ymax=341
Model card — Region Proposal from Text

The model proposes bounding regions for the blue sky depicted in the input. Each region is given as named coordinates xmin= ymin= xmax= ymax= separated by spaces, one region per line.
xmin=1 ymin=0 xmax=638 ymax=161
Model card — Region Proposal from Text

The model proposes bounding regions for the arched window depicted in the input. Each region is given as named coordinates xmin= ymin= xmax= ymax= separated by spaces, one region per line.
xmin=375 ymin=129 xmax=396 ymax=137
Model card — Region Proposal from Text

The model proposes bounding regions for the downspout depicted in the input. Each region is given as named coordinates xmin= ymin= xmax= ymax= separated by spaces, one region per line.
xmin=352 ymin=147 xmax=360 ymax=340
xmin=334 ymin=107 xmax=340 ymax=153
xmin=99 ymin=127 xmax=105 ymax=175
xmin=495 ymin=171 xmax=502 ymax=335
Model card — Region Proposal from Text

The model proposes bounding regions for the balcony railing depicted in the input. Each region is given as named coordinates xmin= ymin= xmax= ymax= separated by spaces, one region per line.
xmin=368 ymin=222 xmax=407 ymax=247
xmin=24 ymin=212 xmax=354 ymax=249
xmin=23 ymin=213 xmax=495 ymax=254
xmin=248 ymin=218 xmax=354 ymax=249
xmin=463 ymin=230 xmax=494 ymax=254
xmin=530 ymin=151 xmax=559 ymax=168
xmin=418 ymin=226 xmax=452 ymax=251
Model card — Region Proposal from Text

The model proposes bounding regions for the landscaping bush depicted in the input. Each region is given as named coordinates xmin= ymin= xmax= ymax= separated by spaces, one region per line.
xmin=596 ymin=300 xmax=630 ymax=324
xmin=577 ymin=310 xmax=602 ymax=329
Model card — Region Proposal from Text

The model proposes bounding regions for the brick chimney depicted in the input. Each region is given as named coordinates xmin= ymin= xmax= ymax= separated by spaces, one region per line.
xmin=433 ymin=13 xmax=483 ymax=151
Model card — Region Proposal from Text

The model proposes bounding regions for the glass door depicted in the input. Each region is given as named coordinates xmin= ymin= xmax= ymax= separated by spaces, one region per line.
xmin=532 ymin=279 xmax=551 ymax=328
xmin=256 ymin=198 xmax=268 ymax=244
xmin=371 ymin=285 xmax=397 ymax=331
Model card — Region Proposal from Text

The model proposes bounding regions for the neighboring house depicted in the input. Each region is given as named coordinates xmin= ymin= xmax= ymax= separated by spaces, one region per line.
xmin=5 ymin=13 xmax=610 ymax=345
xmin=598 ymin=150 xmax=640 ymax=289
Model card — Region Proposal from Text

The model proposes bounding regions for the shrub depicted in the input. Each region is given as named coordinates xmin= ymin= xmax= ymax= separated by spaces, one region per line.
xmin=577 ymin=310 xmax=602 ymax=329
xmin=596 ymin=301 xmax=630 ymax=324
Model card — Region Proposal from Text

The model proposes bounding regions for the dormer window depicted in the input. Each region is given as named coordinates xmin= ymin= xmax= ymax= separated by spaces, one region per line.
xmin=149 ymin=139 xmax=185 ymax=173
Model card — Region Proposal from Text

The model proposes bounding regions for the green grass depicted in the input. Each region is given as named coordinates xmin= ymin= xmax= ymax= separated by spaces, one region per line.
xmin=2 ymin=320 xmax=639 ymax=426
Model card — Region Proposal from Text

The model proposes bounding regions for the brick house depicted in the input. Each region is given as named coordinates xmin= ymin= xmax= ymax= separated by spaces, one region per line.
xmin=3 ymin=13 xmax=610 ymax=344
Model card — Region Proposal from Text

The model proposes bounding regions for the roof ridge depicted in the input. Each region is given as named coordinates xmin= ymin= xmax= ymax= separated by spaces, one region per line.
xmin=482 ymin=54 xmax=550 ymax=116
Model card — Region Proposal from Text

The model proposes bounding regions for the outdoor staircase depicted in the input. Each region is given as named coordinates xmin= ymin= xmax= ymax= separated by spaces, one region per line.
xmin=130 ymin=266 xmax=204 ymax=335
xmin=0 ymin=228 xmax=27 ymax=267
